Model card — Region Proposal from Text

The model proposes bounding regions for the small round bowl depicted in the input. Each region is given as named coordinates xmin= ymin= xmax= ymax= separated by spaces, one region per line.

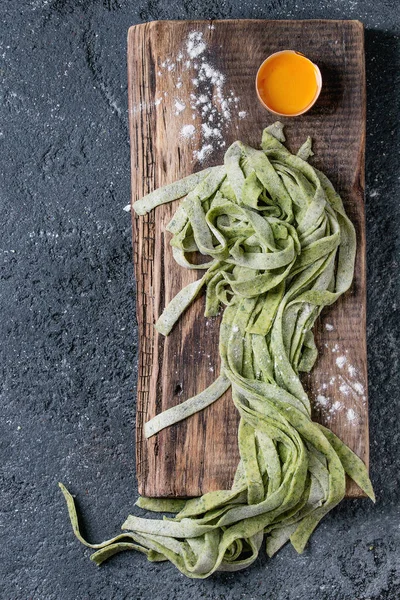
xmin=256 ymin=50 xmax=322 ymax=117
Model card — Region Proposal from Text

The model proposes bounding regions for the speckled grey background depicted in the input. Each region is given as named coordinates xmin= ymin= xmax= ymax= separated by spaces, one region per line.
xmin=1 ymin=1 xmax=399 ymax=599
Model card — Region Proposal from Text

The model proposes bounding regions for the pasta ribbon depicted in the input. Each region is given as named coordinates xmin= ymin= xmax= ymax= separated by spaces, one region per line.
xmin=60 ymin=123 xmax=374 ymax=579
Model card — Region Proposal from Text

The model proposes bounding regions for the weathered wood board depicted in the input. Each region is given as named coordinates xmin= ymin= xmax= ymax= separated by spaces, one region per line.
xmin=127 ymin=19 xmax=368 ymax=498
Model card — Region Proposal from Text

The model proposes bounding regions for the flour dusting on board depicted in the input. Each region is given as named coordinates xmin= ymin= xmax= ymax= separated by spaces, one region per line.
xmin=336 ymin=355 xmax=347 ymax=369
xmin=187 ymin=31 xmax=207 ymax=59
xmin=347 ymin=408 xmax=357 ymax=423
xmin=316 ymin=394 xmax=329 ymax=407
xmin=153 ymin=29 xmax=247 ymax=163
xmin=180 ymin=124 xmax=196 ymax=139
xmin=313 ymin=341 xmax=367 ymax=426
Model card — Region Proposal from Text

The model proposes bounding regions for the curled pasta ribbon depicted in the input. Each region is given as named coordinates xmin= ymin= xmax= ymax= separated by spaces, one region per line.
xmin=60 ymin=123 xmax=374 ymax=579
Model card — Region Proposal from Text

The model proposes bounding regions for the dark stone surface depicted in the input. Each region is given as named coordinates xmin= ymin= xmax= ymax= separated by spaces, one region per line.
xmin=0 ymin=1 xmax=399 ymax=599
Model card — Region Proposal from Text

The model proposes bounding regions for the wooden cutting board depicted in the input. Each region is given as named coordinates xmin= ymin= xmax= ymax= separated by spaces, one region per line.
xmin=127 ymin=19 xmax=368 ymax=498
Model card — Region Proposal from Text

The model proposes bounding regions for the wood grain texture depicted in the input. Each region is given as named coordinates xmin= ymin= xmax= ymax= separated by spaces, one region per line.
xmin=127 ymin=19 xmax=368 ymax=498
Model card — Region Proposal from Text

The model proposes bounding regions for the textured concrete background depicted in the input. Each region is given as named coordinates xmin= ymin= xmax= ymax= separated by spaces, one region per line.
xmin=1 ymin=1 xmax=399 ymax=599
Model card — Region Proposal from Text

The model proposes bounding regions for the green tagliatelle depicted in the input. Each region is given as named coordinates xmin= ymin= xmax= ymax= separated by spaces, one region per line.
xmin=60 ymin=123 xmax=374 ymax=578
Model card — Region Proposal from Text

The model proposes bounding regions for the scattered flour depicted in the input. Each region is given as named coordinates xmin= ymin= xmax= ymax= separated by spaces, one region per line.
xmin=339 ymin=383 xmax=350 ymax=395
xmin=194 ymin=144 xmax=213 ymax=162
xmin=348 ymin=364 xmax=357 ymax=377
xmin=202 ymin=123 xmax=222 ymax=139
xmin=312 ymin=343 xmax=366 ymax=427
xmin=187 ymin=31 xmax=207 ymax=59
xmin=174 ymin=99 xmax=186 ymax=114
xmin=316 ymin=394 xmax=329 ymax=407
xmin=154 ymin=29 xmax=248 ymax=163
xmin=161 ymin=58 xmax=175 ymax=71
xmin=353 ymin=381 xmax=365 ymax=395
xmin=347 ymin=408 xmax=357 ymax=422
xmin=180 ymin=124 xmax=196 ymax=139
xmin=314 ymin=394 xmax=343 ymax=418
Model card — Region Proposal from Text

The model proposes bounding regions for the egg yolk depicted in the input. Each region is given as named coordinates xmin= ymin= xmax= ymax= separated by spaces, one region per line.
xmin=257 ymin=51 xmax=319 ymax=115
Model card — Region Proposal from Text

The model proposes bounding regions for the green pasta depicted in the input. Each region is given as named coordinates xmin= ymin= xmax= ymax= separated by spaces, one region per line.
xmin=60 ymin=123 xmax=374 ymax=578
